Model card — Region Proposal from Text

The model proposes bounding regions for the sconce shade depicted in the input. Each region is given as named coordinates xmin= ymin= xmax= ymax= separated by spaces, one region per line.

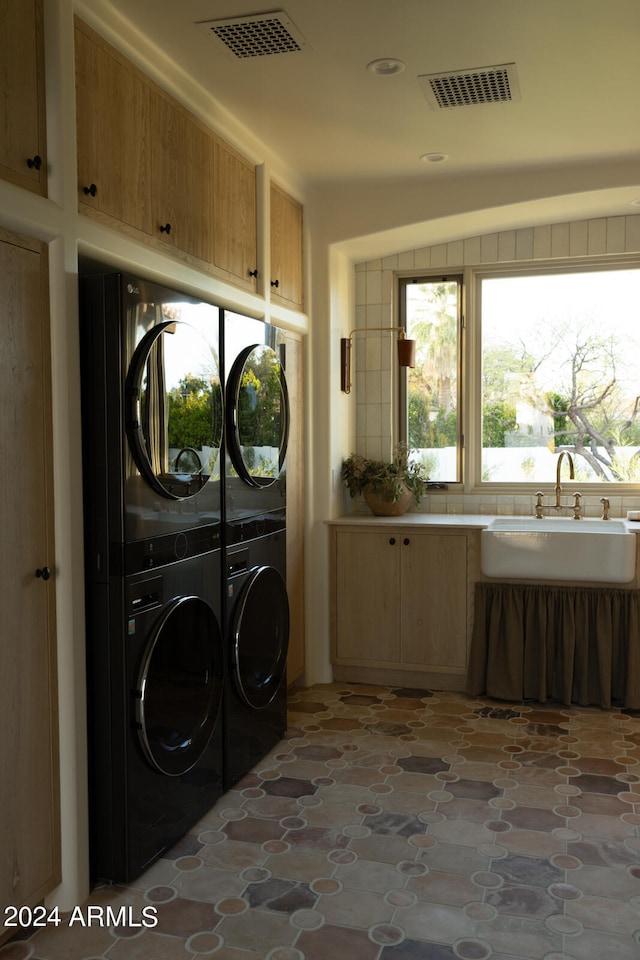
xmin=397 ymin=338 xmax=416 ymax=368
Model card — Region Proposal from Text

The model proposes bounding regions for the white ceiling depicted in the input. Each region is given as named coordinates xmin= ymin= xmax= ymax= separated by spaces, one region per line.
xmin=86 ymin=0 xmax=640 ymax=189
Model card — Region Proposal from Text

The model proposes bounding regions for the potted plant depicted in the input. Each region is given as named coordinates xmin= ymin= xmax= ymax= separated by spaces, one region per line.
xmin=342 ymin=443 xmax=429 ymax=516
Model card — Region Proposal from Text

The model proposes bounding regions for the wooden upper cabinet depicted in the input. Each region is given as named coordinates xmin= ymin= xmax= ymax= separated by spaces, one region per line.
xmin=270 ymin=182 xmax=304 ymax=311
xmin=212 ymin=137 xmax=257 ymax=291
xmin=75 ymin=19 xmax=151 ymax=234
xmin=150 ymin=91 xmax=214 ymax=265
xmin=0 ymin=0 xmax=47 ymax=195
xmin=74 ymin=20 xmax=302 ymax=303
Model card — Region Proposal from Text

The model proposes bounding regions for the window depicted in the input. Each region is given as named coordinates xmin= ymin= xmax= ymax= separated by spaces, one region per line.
xmin=400 ymin=262 xmax=640 ymax=487
xmin=399 ymin=275 xmax=463 ymax=483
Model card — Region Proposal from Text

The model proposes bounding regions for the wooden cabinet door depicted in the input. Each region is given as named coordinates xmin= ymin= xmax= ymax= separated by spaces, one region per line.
xmin=0 ymin=228 xmax=60 ymax=920
xmin=150 ymin=92 xmax=213 ymax=264
xmin=213 ymin=138 xmax=257 ymax=290
xmin=400 ymin=532 xmax=468 ymax=668
xmin=75 ymin=19 xmax=151 ymax=233
xmin=270 ymin=182 xmax=303 ymax=310
xmin=0 ymin=0 xmax=47 ymax=195
xmin=335 ymin=530 xmax=400 ymax=662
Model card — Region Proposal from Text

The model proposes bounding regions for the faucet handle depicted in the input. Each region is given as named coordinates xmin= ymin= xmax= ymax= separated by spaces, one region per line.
xmin=600 ymin=497 xmax=610 ymax=520
xmin=534 ymin=491 xmax=544 ymax=518
xmin=572 ymin=492 xmax=582 ymax=520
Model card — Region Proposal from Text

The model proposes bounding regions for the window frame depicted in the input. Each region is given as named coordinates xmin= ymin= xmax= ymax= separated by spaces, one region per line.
xmin=397 ymin=273 xmax=465 ymax=487
xmin=398 ymin=256 xmax=640 ymax=494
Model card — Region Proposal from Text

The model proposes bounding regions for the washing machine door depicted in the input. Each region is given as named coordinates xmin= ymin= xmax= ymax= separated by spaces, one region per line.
xmin=136 ymin=595 xmax=224 ymax=776
xmin=126 ymin=320 xmax=223 ymax=499
xmin=226 ymin=343 xmax=289 ymax=487
xmin=231 ymin=565 xmax=289 ymax=709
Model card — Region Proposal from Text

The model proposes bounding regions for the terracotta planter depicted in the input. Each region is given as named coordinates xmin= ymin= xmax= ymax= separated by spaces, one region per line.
xmin=363 ymin=484 xmax=413 ymax=516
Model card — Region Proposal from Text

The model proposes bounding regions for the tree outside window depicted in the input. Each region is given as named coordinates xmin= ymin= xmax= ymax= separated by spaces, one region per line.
xmin=480 ymin=268 xmax=640 ymax=483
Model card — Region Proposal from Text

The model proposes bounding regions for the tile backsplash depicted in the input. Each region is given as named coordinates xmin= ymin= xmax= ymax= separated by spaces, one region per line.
xmin=347 ymin=490 xmax=640 ymax=519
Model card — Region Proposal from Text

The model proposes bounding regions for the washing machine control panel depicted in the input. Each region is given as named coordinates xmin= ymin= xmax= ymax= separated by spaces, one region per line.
xmin=123 ymin=523 xmax=221 ymax=574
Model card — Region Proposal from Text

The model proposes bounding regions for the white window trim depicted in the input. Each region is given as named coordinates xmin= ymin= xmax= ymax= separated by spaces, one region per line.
xmin=398 ymin=254 xmax=640 ymax=495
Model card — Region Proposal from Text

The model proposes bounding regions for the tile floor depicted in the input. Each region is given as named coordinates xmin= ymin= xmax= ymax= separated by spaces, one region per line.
xmin=4 ymin=682 xmax=640 ymax=960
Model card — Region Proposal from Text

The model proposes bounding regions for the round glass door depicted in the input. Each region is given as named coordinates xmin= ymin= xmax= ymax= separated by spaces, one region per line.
xmin=126 ymin=320 xmax=223 ymax=499
xmin=226 ymin=344 xmax=289 ymax=487
xmin=136 ymin=596 xmax=224 ymax=776
xmin=231 ymin=565 xmax=290 ymax=709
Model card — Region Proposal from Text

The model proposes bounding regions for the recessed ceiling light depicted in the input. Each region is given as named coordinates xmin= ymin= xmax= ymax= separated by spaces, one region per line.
xmin=366 ymin=58 xmax=405 ymax=76
xmin=419 ymin=152 xmax=449 ymax=163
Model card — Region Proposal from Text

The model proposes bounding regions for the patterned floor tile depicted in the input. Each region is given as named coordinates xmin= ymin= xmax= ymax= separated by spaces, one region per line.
xmin=6 ymin=683 xmax=640 ymax=960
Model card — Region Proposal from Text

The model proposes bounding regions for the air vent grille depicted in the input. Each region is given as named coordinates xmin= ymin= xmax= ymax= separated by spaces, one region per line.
xmin=419 ymin=63 xmax=520 ymax=109
xmin=196 ymin=11 xmax=309 ymax=59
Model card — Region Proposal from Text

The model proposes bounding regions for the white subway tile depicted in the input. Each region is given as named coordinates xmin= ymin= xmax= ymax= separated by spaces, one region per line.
xmin=533 ymin=224 xmax=552 ymax=259
xmin=569 ymin=221 xmax=589 ymax=257
xmin=414 ymin=247 xmax=431 ymax=269
xmin=515 ymin=228 xmax=534 ymax=260
xmin=381 ymin=269 xmax=394 ymax=305
xmin=625 ymin=215 xmax=640 ymax=252
xmin=366 ymin=269 xmax=382 ymax=304
xmin=447 ymin=240 xmax=464 ymax=265
xmin=481 ymin=234 xmax=499 ymax=262
xmin=498 ymin=231 xmax=516 ymax=262
xmin=464 ymin=237 xmax=482 ymax=263
xmin=398 ymin=250 xmax=415 ymax=270
xmin=551 ymin=222 xmax=570 ymax=258
xmin=431 ymin=243 xmax=448 ymax=266
xmin=606 ymin=216 xmax=626 ymax=253
xmin=587 ymin=219 xmax=607 ymax=255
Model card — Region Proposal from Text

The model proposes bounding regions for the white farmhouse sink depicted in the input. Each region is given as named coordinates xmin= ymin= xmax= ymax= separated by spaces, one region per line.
xmin=481 ymin=517 xmax=636 ymax=583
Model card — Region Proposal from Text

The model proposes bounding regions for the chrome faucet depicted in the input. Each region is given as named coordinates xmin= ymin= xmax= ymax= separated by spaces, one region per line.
xmin=555 ymin=451 xmax=574 ymax=509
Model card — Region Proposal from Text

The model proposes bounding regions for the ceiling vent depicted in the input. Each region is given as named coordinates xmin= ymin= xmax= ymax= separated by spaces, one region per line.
xmin=196 ymin=10 xmax=310 ymax=59
xmin=419 ymin=62 xmax=520 ymax=109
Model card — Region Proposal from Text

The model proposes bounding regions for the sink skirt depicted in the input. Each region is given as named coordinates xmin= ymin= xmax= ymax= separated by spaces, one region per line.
xmin=468 ymin=582 xmax=640 ymax=709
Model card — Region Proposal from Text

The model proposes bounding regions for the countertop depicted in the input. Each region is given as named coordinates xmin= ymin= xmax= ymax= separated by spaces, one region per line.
xmin=327 ymin=513 xmax=497 ymax=529
xmin=328 ymin=513 xmax=640 ymax=532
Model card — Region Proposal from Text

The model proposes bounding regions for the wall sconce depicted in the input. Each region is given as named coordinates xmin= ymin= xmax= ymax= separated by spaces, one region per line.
xmin=340 ymin=326 xmax=416 ymax=394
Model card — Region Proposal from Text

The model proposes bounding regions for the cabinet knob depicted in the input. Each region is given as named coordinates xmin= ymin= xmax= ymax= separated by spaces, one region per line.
xmin=270 ymin=279 xmax=280 ymax=288
xmin=159 ymin=223 xmax=172 ymax=235
xmin=27 ymin=154 xmax=42 ymax=170
xmin=389 ymin=537 xmax=396 ymax=545
xmin=35 ymin=566 xmax=51 ymax=581
xmin=249 ymin=269 xmax=258 ymax=278
xmin=83 ymin=183 xmax=97 ymax=197
xmin=404 ymin=538 xmax=410 ymax=546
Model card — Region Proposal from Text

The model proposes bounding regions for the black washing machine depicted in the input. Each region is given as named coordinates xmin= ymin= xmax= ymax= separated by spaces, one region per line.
xmin=224 ymin=523 xmax=289 ymax=789
xmin=86 ymin=544 xmax=225 ymax=883
xmin=79 ymin=267 xmax=223 ymax=553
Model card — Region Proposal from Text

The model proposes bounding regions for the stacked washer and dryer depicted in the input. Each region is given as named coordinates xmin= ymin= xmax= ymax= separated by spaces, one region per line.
xmin=221 ymin=312 xmax=290 ymax=789
xmin=79 ymin=271 xmax=290 ymax=883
